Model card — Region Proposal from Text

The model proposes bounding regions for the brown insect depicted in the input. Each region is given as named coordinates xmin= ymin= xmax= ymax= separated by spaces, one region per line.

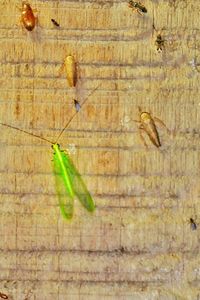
xmin=128 ymin=1 xmax=147 ymax=15
xmin=51 ymin=19 xmax=60 ymax=27
xmin=155 ymin=34 xmax=165 ymax=52
xmin=134 ymin=107 xmax=170 ymax=148
xmin=59 ymin=55 xmax=77 ymax=88
xmin=153 ymin=25 xmax=165 ymax=52
xmin=19 ymin=1 xmax=37 ymax=31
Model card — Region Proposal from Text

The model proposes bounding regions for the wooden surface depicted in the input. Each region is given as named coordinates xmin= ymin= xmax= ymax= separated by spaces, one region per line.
xmin=0 ymin=0 xmax=200 ymax=299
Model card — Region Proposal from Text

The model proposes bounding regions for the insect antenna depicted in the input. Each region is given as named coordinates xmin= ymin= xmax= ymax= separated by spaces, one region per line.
xmin=0 ymin=84 xmax=100 ymax=146
xmin=55 ymin=83 xmax=101 ymax=144
xmin=0 ymin=122 xmax=54 ymax=145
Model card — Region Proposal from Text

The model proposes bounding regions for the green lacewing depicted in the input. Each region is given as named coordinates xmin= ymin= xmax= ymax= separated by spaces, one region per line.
xmin=0 ymin=85 xmax=99 ymax=220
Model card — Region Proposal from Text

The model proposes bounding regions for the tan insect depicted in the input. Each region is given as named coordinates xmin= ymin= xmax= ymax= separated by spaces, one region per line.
xmin=59 ymin=55 xmax=77 ymax=88
xmin=134 ymin=107 xmax=170 ymax=148
xmin=18 ymin=1 xmax=37 ymax=31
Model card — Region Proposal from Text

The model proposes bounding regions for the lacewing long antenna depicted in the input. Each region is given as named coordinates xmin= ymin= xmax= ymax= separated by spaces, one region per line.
xmin=0 ymin=122 xmax=54 ymax=144
xmin=55 ymin=83 xmax=101 ymax=144
xmin=0 ymin=84 xmax=100 ymax=146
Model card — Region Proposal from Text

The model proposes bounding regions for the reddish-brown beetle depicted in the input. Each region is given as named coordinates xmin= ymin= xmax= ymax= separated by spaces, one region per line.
xmin=19 ymin=1 xmax=37 ymax=31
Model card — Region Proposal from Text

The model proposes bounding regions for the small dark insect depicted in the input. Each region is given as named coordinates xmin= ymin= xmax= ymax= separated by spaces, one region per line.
xmin=128 ymin=1 xmax=147 ymax=15
xmin=120 ymin=246 xmax=125 ymax=254
xmin=74 ymin=99 xmax=81 ymax=112
xmin=190 ymin=218 xmax=197 ymax=230
xmin=153 ymin=25 xmax=165 ymax=52
xmin=155 ymin=34 xmax=165 ymax=52
xmin=0 ymin=292 xmax=8 ymax=299
xmin=51 ymin=19 xmax=60 ymax=27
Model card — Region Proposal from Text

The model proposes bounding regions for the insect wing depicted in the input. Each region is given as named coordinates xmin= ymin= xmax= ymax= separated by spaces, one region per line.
xmin=63 ymin=153 xmax=95 ymax=212
xmin=53 ymin=151 xmax=74 ymax=219
xmin=65 ymin=56 xmax=77 ymax=87
xmin=145 ymin=119 xmax=161 ymax=147
xmin=190 ymin=218 xmax=197 ymax=230
xmin=191 ymin=222 xmax=197 ymax=230
xmin=74 ymin=100 xmax=81 ymax=112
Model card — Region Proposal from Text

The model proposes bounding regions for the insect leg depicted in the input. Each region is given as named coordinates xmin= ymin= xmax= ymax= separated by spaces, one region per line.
xmin=132 ymin=119 xmax=140 ymax=123
xmin=128 ymin=3 xmax=134 ymax=9
xmin=136 ymin=8 xmax=143 ymax=16
xmin=18 ymin=17 xmax=26 ymax=33
xmin=35 ymin=15 xmax=39 ymax=26
xmin=131 ymin=7 xmax=137 ymax=13
xmin=16 ymin=5 xmax=22 ymax=11
xmin=153 ymin=117 xmax=171 ymax=134
xmin=18 ymin=17 xmax=23 ymax=26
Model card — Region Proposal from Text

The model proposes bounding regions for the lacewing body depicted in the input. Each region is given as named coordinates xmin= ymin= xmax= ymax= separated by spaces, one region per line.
xmin=53 ymin=144 xmax=95 ymax=219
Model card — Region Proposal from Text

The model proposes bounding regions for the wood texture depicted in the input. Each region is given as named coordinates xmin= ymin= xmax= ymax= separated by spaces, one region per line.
xmin=0 ymin=0 xmax=200 ymax=299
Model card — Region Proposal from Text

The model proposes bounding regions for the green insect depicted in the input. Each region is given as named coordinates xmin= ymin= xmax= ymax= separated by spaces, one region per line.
xmin=0 ymin=86 xmax=99 ymax=220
